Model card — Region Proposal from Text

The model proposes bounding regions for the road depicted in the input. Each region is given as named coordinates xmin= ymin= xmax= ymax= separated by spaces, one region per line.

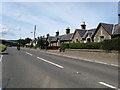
xmin=1 ymin=47 xmax=119 ymax=89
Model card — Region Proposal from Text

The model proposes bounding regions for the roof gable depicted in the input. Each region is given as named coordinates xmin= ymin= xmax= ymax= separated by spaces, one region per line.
xmin=101 ymin=23 xmax=113 ymax=35
xmin=92 ymin=23 xmax=114 ymax=38
xmin=83 ymin=29 xmax=96 ymax=39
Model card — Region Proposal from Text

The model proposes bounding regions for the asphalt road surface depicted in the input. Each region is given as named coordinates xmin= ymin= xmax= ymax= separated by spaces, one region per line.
xmin=1 ymin=47 xmax=119 ymax=89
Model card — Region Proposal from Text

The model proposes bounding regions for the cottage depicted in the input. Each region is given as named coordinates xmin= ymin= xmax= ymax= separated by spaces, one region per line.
xmin=72 ymin=22 xmax=96 ymax=43
xmin=50 ymin=27 xmax=73 ymax=46
xmin=50 ymin=31 xmax=63 ymax=46
xmin=92 ymin=23 xmax=120 ymax=42
xmin=82 ymin=28 xmax=96 ymax=43
xmin=60 ymin=27 xmax=73 ymax=43
xmin=72 ymin=29 xmax=86 ymax=43
xmin=46 ymin=34 xmax=54 ymax=46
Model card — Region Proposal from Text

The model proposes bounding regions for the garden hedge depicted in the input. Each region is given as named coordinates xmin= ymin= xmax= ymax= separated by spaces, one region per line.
xmin=60 ymin=42 xmax=101 ymax=49
xmin=60 ymin=37 xmax=120 ymax=51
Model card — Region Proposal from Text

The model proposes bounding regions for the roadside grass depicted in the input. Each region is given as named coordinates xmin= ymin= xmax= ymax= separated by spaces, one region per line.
xmin=0 ymin=44 xmax=7 ymax=52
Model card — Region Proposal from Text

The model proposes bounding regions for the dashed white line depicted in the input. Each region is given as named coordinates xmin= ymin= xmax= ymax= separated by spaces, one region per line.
xmin=99 ymin=82 xmax=119 ymax=89
xmin=0 ymin=55 xmax=3 ymax=62
xmin=37 ymin=57 xmax=64 ymax=69
xmin=26 ymin=52 xmax=33 ymax=56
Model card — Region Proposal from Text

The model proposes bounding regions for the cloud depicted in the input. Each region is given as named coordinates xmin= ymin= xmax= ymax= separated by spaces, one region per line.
xmin=0 ymin=24 xmax=22 ymax=37
xmin=11 ymin=13 xmax=22 ymax=18
xmin=1 ymin=2 xmax=118 ymax=40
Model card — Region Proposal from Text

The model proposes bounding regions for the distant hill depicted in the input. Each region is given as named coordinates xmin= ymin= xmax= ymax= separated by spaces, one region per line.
xmin=0 ymin=39 xmax=17 ymax=46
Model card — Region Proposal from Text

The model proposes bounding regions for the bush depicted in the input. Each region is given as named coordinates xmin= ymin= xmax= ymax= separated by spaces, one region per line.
xmin=101 ymin=37 xmax=120 ymax=51
xmin=60 ymin=37 xmax=120 ymax=51
xmin=60 ymin=42 xmax=101 ymax=50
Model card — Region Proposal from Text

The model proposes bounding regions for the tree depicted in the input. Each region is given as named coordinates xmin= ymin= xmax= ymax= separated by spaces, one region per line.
xmin=36 ymin=36 xmax=49 ymax=49
xmin=25 ymin=37 xmax=32 ymax=44
xmin=17 ymin=39 xmax=26 ymax=47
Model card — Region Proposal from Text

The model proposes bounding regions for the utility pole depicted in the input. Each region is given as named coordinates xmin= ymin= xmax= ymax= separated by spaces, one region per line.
xmin=34 ymin=25 xmax=36 ymax=40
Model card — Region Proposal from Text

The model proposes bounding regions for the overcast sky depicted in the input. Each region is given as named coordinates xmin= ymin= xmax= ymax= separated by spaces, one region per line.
xmin=0 ymin=1 xmax=119 ymax=40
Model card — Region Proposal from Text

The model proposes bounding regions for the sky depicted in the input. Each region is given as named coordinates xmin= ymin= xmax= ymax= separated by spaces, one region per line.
xmin=0 ymin=1 xmax=119 ymax=40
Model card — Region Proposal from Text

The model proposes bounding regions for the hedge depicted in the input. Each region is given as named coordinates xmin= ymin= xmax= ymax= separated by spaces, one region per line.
xmin=60 ymin=42 xmax=101 ymax=49
xmin=101 ymin=37 xmax=120 ymax=51
xmin=60 ymin=37 xmax=120 ymax=51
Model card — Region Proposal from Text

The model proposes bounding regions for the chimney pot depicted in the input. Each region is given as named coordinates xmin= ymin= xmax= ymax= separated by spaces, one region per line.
xmin=81 ymin=22 xmax=86 ymax=30
xmin=66 ymin=27 xmax=70 ymax=34
xmin=56 ymin=31 xmax=59 ymax=37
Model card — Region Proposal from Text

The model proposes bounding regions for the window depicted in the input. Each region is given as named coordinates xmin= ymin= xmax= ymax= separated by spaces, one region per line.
xmin=76 ymin=39 xmax=79 ymax=42
xmin=87 ymin=38 xmax=91 ymax=42
xmin=100 ymin=36 xmax=104 ymax=42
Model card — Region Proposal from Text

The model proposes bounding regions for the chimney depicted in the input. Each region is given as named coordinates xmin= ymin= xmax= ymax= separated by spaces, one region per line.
xmin=81 ymin=22 xmax=86 ymax=30
xmin=118 ymin=14 xmax=120 ymax=24
xmin=66 ymin=27 xmax=70 ymax=34
xmin=46 ymin=34 xmax=49 ymax=37
xmin=56 ymin=31 xmax=59 ymax=37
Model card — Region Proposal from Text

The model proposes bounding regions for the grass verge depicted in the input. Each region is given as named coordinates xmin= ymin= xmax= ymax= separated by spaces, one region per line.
xmin=0 ymin=44 xmax=7 ymax=52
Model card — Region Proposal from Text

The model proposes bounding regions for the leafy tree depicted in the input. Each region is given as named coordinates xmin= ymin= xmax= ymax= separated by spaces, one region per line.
xmin=17 ymin=39 xmax=26 ymax=47
xmin=25 ymin=37 xmax=32 ymax=44
xmin=36 ymin=36 xmax=49 ymax=49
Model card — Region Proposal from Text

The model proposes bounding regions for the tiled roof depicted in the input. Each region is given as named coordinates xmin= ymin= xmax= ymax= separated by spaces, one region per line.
xmin=60 ymin=33 xmax=73 ymax=41
xmin=50 ymin=35 xmax=64 ymax=42
xmin=82 ymin=28 xmax=96 ymax=39
xmin=100 ymin=23 xmax=114 ymax=35
xmin=50 ymin=33 xmax=74 ymax=42
xmin=112 ymin=24 xmax=120 ymax=35
xmin=75 ymin=29 xmax=87 ymax=38
xmin=47 ymin=36 xmax=54 ymax=41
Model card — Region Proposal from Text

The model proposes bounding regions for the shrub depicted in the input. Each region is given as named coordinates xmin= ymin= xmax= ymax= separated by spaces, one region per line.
xmin=101 ymin=37 xmax=120 ymax=51
xmin=60 ymin=42 xmax=101 ymax=50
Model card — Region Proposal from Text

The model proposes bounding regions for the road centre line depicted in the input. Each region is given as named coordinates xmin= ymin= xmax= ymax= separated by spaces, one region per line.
xmin=0 ymin=55 xmax=3 ymax=62
xmin=26 ymin=52 xmax=33 ymax=56
xmin=37 ymin=57 xmax=64 ymax=69
xmin=99 ymin=82 xmax=119 ymax=90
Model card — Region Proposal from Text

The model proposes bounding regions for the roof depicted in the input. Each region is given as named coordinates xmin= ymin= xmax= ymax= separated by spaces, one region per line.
xmin=100 ymin=23 xmax=114 ymax=35
xmin=60 ymin=33 xmax=73 ymax=41
xmin=76 ymin=29 xmax=87 ymax=37
xmin=82 ymin=28 xmax=96 ymax=39
xmin=47 ymin=36 xmax=54 ymax=42
xmin=50 ymin=33 xmax=74 ymax=42
xmin=50 ymin=35 xmax=64 ymax=42
xmin=112 ymin=24 xmax=120 ymax=35
xmin=72 ymin=29 xmax=87 ymax=39
xmin=92 ymin=23 xmax=114 ymax=37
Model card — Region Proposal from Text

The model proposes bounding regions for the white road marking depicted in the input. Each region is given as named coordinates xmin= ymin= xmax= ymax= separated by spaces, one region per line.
xmin=24 ymin=49 xmax=119 ymax=67
xmin=26 ymin=52 xmax=33 ymax=56
xmin=40 ymin=51 xmax=119 ymax=67
xmin=99 ymin=82 xmax=119 ymax=89
xmin=110 ymin=64 xmax=119 ymax=67
xmin=0 ymin=55 xmax=3 ymax=62
xmin=94 ymin=61 xmax=108 ymax=65
xmin=37 ymin=57 xmax=64 ymax=69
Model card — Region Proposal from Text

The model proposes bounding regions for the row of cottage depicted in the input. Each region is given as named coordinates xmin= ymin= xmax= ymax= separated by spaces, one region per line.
xmin=46 ymin=14 xmax=120 ymax=47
